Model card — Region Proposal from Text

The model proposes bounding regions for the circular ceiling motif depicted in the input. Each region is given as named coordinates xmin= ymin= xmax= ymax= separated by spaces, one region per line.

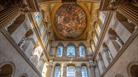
xmin=55 ymin=4 xmax=87 ymax=39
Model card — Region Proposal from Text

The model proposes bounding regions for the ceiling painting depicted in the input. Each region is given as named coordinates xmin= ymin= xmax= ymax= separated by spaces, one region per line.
xmin=55 ymin=4 xmax=87 ymax=39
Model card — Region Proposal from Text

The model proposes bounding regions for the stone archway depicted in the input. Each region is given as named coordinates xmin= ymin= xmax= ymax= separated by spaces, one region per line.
xmin=0 ymin=64 xmax=14 ymax=77
xmin=128 ymin=62 xmax=138 ymax=77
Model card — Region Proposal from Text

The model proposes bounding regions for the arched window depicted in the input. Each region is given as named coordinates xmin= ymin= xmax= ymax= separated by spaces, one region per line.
xmin=108 ymin=28 xmax=124 ymax=51
xmin=103 ymin=43 xmax=113 ymax=63
xmin=57 ymin=46 xmax=63 ymax=57
xmin=67 ymin=66 xmax=76 ymax=77
xmin=81 ymin=66 xmax=88 ymax=77
xmin=130 ymin=65 xmax=138 ymax=77
xmin=0 ymin=64 xmax=13 ymax=77
xmin=54 ymin=65 xmax=61 ymax=77
xmin=67 ymin=45 xmax=76 ymax=57
xmin=21 ymin=73 xmax=28 ymax=77
xmin=79 ymin=45 xmax=85 ymax=57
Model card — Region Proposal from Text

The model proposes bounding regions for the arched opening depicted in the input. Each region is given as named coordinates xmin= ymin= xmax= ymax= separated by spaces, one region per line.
xmin=25 ymin=29 xmax=33 ymax=38
xmin=0 ymin=64 xmax=13 ymax=77
xmin=66 ymin=65 xmax=76 ymax=77
xmin=81 ymin=65 xmax=88 ymax=77
xmin=20 ymin=73 xmax=28 ymax=77
xmin=7 ymin=14 xmax=25 ymax=34
xmin=116 ymin=12 xmax=137 ymax=33
xmin=79 ymin=44 xmax=86 ymax=57
xmin=57 ymin=43 xmax=64 ymax=57
xmin=54 ymin=64 xmax=61 ymax=77
xmin=130 ymin=65 xmax=138 ymax=77
xmin=103 ymin=43 xmax=113 ymax=63
xmin=67 ymin=44 xmax=76 ymax=57
xmin=108 ymin=28 xmax=124 ymax=51
xmin=115 ymin=73 xmax=124 ymax=77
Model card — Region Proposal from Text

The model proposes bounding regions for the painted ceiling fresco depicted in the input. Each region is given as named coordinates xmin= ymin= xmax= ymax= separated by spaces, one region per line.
xmin=55 ymin=4 xmax=87 ymax=39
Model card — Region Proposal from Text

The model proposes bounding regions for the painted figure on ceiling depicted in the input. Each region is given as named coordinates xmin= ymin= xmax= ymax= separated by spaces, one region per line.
xmin=55 ymin=4 xmax=87 ymax=39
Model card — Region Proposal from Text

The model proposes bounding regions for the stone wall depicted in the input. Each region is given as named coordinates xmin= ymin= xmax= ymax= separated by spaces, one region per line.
xmin=104 ymin=35 xmax=138 ymax=77
xmin=0 ymin=32 xmax=40 ymax=77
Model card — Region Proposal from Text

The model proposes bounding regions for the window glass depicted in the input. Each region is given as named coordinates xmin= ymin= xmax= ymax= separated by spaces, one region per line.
xmin=79 ymin=46 xmax=85 ymax=57
xmin=81 ymin=66 xmax=88 ymax=77
xmin=57 ymin=46 xmax=63 ymax=57
xmin=67 ymin=45 xmax=75 ymax=57
xmin=67 ymin=66 xmax=76 ymax=77
xmin=54 ymin=65 xmax=61 ymax=77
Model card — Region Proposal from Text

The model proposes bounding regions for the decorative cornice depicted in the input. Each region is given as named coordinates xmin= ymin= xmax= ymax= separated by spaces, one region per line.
xmin=93 ymin=11 xmax=113 ymax=60
xmin=27 ymin=13 xmax=50 ymax=61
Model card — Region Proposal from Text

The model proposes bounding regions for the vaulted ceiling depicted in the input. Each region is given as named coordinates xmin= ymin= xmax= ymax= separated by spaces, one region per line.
xmin=40 ymin=0 xmax=100 ymax=41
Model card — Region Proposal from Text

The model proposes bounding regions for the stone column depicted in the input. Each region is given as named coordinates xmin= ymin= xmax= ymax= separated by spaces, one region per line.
xmin=76 ymin=66 xmax=81 ymax=77
xmin=46 ymin=64 xmax=53 ymax=77
xmin=76 ymin=47 xmax=80 ymax=58
xmin=94 ymin=65 xmax=100 ymax=77
xmin=62 ymin=65 xmax=66 ymax=77
xmin=63 ymin=47 xmax=67 ymax=58
xmin=89 ymin=62 xmax=96 ymax=77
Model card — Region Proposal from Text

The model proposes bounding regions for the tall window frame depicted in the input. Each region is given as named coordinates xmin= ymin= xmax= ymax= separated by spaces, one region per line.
xmin=57 ymin=45 xmax=63 ymax=57
xmin=67 ymin=45 xmax=76 ymax=57
xmin=81 ymin=65 xmax=89 ymax=77
xmin=54 ymin=64 xmax=61 ymax=77
xmin=79 ymin=45 xmax=86 ymax=57
xmin=67 ymin=66 xmax=76 ymax=77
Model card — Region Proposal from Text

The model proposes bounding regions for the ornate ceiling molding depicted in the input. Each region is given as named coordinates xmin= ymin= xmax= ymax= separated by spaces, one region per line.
xmin=51 ymin=3 xmax=91 ymax=41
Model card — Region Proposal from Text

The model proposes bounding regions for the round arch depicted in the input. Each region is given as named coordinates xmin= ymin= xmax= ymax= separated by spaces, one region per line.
xmin=20 ymin=73 xmax=28 ymax=77
xmin=0 ymin=62 xmax=15 ymax=77
xmin=56 ymin=42 xmax=64 ymax=57
xmin=128 ymin=62 xmax=138 ymax=77
xmin=66 ymin=43 xmax=76 ymax=57
xmin=79 ymin=43 xmax=86 ymax=57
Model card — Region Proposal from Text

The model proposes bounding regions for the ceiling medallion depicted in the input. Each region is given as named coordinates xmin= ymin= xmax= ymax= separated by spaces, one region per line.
xmin=55 ymin=4 xmax=87 ymax=39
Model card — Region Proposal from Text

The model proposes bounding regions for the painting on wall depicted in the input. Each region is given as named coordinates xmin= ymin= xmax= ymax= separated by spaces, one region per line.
xmin=55 ymin=4 xmax=87 ymax=39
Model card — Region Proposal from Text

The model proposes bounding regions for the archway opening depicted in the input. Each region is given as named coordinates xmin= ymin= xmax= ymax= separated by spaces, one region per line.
xmin=0 ymin=64 xmax=13 ymax=77
xmin=130 ymin=65 xmax=138 ymax=77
